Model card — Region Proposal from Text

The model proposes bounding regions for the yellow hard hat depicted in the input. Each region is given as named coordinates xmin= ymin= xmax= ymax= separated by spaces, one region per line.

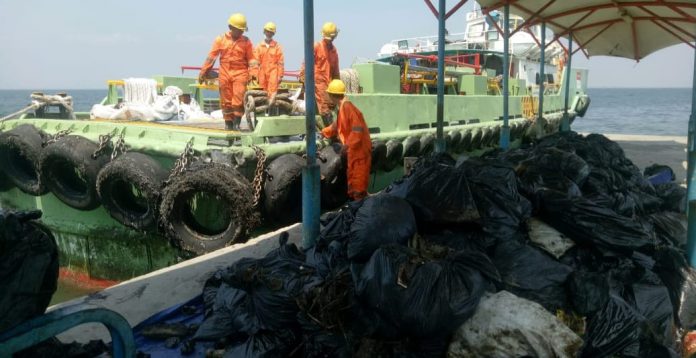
xmin=263 ymin=22 xmax=277 ymax=33
xmin=321 ymin=22 xmax=339 ymax=40
xmin=326 ymin=79 xmax=346 ymax=95
xmin=228 ymin=13 xmax=248 ymax=31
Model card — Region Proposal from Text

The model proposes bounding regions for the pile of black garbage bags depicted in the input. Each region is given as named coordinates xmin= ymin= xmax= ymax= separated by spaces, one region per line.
xmin=194 ymin=131 xmax=695 ymax=357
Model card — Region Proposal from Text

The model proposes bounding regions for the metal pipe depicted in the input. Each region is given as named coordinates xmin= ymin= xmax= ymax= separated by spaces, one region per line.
xmin=301 ymin=0 xmax=320 ymax=249
xmin=499 ymin=3 xmax=511 ymax=150
xmin=687 ymin=49 xmax=696 ymax=267
xmin=435 ymin=0 xmax=446 ymax=153
xmin=537 ymin=22 xmax=546 ymax=138
xmin=561 ymin=32 xmax=573 ymax=132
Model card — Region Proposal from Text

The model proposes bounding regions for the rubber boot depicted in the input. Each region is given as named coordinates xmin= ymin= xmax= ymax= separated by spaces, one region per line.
xmin=233 ymin=117 xmax=242 ymax=131
xmin=225 ymin=121 xmax=236 ymax=130
xmin=321 ymin=113 xmax=334 ymax=127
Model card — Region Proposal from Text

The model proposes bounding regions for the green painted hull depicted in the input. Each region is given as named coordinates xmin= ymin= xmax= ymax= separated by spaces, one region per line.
xmin=0 ymin=65 xmax=587 ymax=281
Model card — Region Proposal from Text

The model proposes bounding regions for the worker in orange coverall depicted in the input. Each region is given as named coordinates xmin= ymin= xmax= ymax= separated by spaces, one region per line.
xmin=321 ymin=79 xmax=372 ymax=200
xmin=199 ymin=13 xmax=258 ymax=130
xmin=301 ymin=22 xmax=340 ymax=127
xmin=255 ymin=22 xmax=285 ymax=106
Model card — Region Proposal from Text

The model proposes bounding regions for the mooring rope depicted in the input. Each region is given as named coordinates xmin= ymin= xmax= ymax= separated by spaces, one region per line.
xmin=1 ymin=93 xmax=76 ymax=122
xmin=340 ymin=68 xmax=360 ymax=94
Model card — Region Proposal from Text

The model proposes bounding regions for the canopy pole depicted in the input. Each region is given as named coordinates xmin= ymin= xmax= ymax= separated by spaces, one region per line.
xmin=561 ymin=32 xmax=573 ymax=132
xmin=435 ymin=0 xmax=447 ymax=153
xmin=536 ymin=22 xmax=546 ymax=138
xmin=301 ymin=0 xmax=320 ymax=249
xmin=499 ymin=3 xmax=510 ymax=150
xmin=687 ymin=49 xmax=696 ymax=267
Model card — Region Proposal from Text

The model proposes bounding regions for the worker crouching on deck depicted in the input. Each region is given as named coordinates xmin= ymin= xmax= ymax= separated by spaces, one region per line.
xmin=199 ymin=13 xmax=258 ymax=130
xmin=321 ymin=79 xmax=372 ymax=201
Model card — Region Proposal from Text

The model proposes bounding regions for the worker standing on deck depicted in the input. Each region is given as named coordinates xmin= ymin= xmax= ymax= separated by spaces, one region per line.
xmin=255 ymin=22 xmax=285 ymax=108
xmin=321 ymin=79 xmax=372 ymax=201
xmin=199 ymin=13 xmax=258 ymax=130
xmin=301 ymin=22 xmax=340 ymax=127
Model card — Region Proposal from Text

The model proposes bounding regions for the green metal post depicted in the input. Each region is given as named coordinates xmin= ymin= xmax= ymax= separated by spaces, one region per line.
xmin=435 ymin=0 xmax=447 ymax=153
xmin=561 ymin=32 xmax=573 ymax=132
xmin=301 ymin=0 xmax=320 ymax=249
xmin=499 ymin=3 xmax=510 ymax=149
xmin=537 ymin=22 xmax=546 ymax=138
xmin=687 ymin=49 xmax=696 ymax=267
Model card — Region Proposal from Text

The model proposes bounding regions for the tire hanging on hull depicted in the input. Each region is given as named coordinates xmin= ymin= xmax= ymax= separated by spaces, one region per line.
xmin=0 ymin=124 xmax=48 ymax=195
xmin=383 ymin=140 xmax=403 ymax=172
xmin=40 ymin=135 xmax=108 ymax=210
xmin=159 ymin=162 xmax=254 ymax=255
xmin=402 ymin=136 xmax=420 ymax=158
xmin=263 ymin=153 xmax=304 ymax=224
xmin=319 ymin=144 xmax=348 ymax=209
xmin=371 ymin=141 xmax=387 ymax=173
xmin=97 ymin=152 xmax=168 ymax=231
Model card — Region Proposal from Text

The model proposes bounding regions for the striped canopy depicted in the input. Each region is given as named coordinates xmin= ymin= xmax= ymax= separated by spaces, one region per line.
xmin=476 ymin=0 xmax=696 ymax=60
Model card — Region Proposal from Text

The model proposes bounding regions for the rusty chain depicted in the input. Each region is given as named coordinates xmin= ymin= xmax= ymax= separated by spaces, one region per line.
xmin=91 ymin=133 xmax=114 ymax=159
xmin=166 ymin=137 xmax=196 ymax=184
xmin=110 ymin=134 xmax=128 ymax=161
xmin=43 ymin=129 xmax=73 ymax=147
xmin=251 ymin=145 xmax=267 ymax=208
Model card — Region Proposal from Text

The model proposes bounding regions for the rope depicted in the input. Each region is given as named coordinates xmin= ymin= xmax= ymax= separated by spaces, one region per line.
xmin=340 ymin=68 xmax=360 ymax=94
xmin=1 ymin=93 xmax=76 ymax=122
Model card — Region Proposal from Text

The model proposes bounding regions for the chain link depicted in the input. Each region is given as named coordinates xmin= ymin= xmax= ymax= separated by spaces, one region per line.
xmin=166 ymin=138 xmax=196 ymax=184
xmin=43 ymin=129 xmax=73 ymax=147
xmin=110 ymin=134 xmax=128 ymax=161
xmin=251 ymin=145 xmax=267 ymax=208
xmin=91 ymin=133 xmax=114 ymax=159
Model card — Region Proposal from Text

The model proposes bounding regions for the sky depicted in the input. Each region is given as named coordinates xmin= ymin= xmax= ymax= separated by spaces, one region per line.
xmin=0 ymin=0 xmax=693 ymax=89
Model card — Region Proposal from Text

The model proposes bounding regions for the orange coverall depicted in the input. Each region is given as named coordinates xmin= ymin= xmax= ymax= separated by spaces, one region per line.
xmin=255 ymin=40 xmax=285 ymax=96
xmin=312 ymin=40 xmax=340 ymax=117
xmin=200 ymin=33 xmax=255 ymax=121
xmin=322 ymin=99 xmax=372 ymax=200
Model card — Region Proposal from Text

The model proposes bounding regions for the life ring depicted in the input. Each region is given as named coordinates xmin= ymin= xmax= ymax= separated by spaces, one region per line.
xmin=40 ymin=135 xmax=108 ymax=210
xmin=419 ymin=133 xmax=435 ymax=156
xmin=319 ymin=144 xmax=348 ymax=209
xmin=159 ymin=162 xmax=254 ymax=254
xmin=371 ymin=141 xmax=387 ymax=173
xmin=97 ymin=152 xmax=168 ymax=230
xmin=402 ymin=136 xmax=421 ymax=158
xmin=263 ymin=153 xmax=304 ymax=224
xmin=383 ymin=140 xmax=403 ymax=172
xmin=0 ymin=124 xmax=48 ymax=195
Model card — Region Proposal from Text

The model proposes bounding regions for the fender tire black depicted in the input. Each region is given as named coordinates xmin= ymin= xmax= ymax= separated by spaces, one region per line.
xmin=383 ymin=140 xmax=403 ymax=172
xmin=402 ymin=136 xmax=420 ymax=158
xmin=40 ymin=135 xmax=108 ymax=210
xmin=458 ymin=129 xmax=472 ymax=152
xmin=319 ymin=144 xmax=348 ymax=209
xmin=371 ymin=141 xmax=387 ymax=172
xmin=160 ymin=162 xmax=254 ymax=254
xmin=449 ymin=130 xmax=462 ymax=152
xmin=263 ymin=153 xmax=304 ymax=224
xmin=469 ymin=129 xmax=483 ymax=151
xmin=0 ymin=124 xmax=47 ymax=195
xmin=420 ymin=133 xmax=435 ymax=156
xmin=97 ymin=152 xmax=168 ymax=230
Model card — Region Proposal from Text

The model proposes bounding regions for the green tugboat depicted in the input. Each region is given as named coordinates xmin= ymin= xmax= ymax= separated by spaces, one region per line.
xmin=0 ymin=7 xmax=589 ymax=283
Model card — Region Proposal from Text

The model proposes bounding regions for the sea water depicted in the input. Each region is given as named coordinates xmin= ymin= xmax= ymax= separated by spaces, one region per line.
xmin=0 ymin=88 xmax=691 ymax=136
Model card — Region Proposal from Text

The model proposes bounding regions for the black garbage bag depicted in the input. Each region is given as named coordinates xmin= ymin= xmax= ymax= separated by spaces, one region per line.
xmin=518 ymin=168 xmax=582 ymax=211
xmin=519 ymin=147 xmax=590 ymax=185
xmin=581 ymin=293 xmax=642 ymax=358
xmin=652 ymin=247 xmax=696 ymax=329
xmin=318 ymin=200 xmax=363 ymax=244
xmin=421 ymin=229 xmax=493 ymax=253
xmin=646 ymin=212 xmax=686 ymax=247
xmin=348 ymin=194 xmax=416 ymax=262
xmin=194 ymin=233 xmax=307 ymax=342
xmin=354 ymin=244 xmax=500 ymax=338
xmin=223 ymin=329 xmax=299 ymax=358
xmin=539 ymin=189 xmax=653 ymax=254
xmin=0 ymin=210 xmax=59 ymax=332
xmin=654 ymin=182 xmax=686 ymax=213
xmin=459 ymin=158 xmax=532 ymax=242
xmin=385 ymin=157 xmax=480 ymax=225
xmin=569 ymin=270 xmax=610 ymax=316
xmin=492 ymin=236 xmax=573 ymax=312
xmin=584 ymin=191 xmax=638 ymax=217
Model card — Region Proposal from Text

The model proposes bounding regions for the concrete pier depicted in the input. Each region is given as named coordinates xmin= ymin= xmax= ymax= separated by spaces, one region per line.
xmin=597 ymin=133 xmax=686 ymax=185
